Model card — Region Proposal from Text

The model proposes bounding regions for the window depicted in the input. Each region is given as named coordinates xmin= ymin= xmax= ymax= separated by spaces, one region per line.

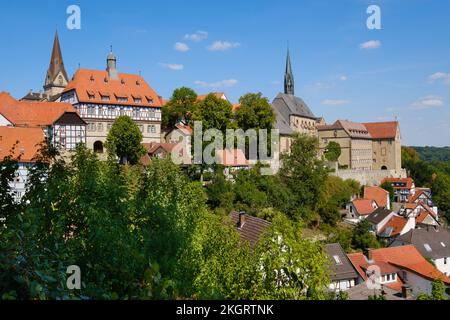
xmin=134 ymin=98 xmax=142 ymax=103
xmin=424 ymin=244 xmax=432 ymax=252
xmin=97 ymin=123 xmax=104 ymax=132
xmin=445 ymin=258 xmax=448 ymax=265
xmin=441 ymin=242 xmax=446 ymax=248
xmin=101 ymin=95 xmax=110 ymax=101
xmin=138 ymin=125 xmax=144 ymax=132
xmin=148 ymin=125 xmax=156 ymax=134
xmin=333 ymin=255 xmax=342 ymax=265
xmin=117 ymin=97 xmax=128 ymax=103
xmin=88 ymin=94 xmax=95 ymax=100
xmin=107 ymin=123 xmax=112 ymax=131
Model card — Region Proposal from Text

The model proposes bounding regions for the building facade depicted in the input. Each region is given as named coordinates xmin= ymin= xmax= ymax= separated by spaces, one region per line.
xmin=363 ymin=121 xmax=402 ymax=172
xmin=60 ymin=51 xmax=162 ymax=153
xmin=318 ymin=120 xmax=373 ymax=170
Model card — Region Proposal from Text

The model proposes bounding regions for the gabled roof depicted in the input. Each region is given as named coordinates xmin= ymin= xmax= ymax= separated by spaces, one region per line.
xmin=352 ymin=199 xmax=377 ymax=216
xmin=272 ymin=92 xmax=317 ymax=122
xmin=0 ymin=127 xmax=45 ymax=162
xmin=325 ymin=243 xmax=360 ymax=282
xmin=0 ymin=92 xmax=80 ymax=126
xmin=364 ymin=186 xmax=389 ymax=208
xmin=367 ymin=207 xmax=393 ymax=225
xmin=143 ymin=142 xmax=177 ymax=155
xmin=174 ymin=123 xmax=193 ymax=135
xmin=395 ymin=226 xmax=450 ymax=260
xmin=379 ymin=216 xmax=408 ymax=238
xmin=229 ymin=212 xmax=271 ymax=247
xmin=317 ymin=120 xmax=372 ymax=139
xmin=63 ymin=69 xmax=162 ymax=108
xmin=362 ymin=121 xmax=399 ymax=140
xmin=408 ymin=189 xmax=431 ymax=203
xmin=197 ymin=92 xmax=227 ymax=101
xmin=370 ymin=245 xmax=450 ymax=285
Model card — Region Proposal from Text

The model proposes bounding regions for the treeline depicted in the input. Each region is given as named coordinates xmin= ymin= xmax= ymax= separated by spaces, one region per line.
xmin=403 ymin=147 xmax=450 ymax=223
xmin=410 ymin=146 xmax=450 ymax=162
xmin=0 ymin=144 xmax=333 ymax=300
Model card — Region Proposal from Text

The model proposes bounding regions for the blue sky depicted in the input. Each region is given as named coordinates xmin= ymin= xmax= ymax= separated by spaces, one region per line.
xmin=0 ymin=0 xmax=449 ymax=146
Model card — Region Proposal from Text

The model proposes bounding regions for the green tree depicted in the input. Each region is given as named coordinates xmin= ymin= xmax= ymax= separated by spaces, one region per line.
xmin=162 ymin=87 xmax=198 ymax=128
xmin=279 ymin=134 xmax=328 ymax=220
xmin=256 ymin=214 xmax=331 ymax=299
xmin=380 ymin=181 xmax=395 ymax=204
xmin=234 ymin=93 xmax=275 ymax=131
xmin=352 ymin=219 xmax=380 ymax=251
xmin=105 ymin=115 xmax=146 ymax=165
xmin=324 ymin=141 xmax=341 ymax=162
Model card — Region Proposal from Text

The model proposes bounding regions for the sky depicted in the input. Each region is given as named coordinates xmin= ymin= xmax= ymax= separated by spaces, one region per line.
xmin=0 ymin=0 xmax=449 ymax=147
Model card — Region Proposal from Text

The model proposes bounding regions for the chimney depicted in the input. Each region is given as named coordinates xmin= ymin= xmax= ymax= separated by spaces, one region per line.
xmin=237 ymin=211 xmax=246 ymax=229
xmin=402 ymin=285 xmax=413 ymax=299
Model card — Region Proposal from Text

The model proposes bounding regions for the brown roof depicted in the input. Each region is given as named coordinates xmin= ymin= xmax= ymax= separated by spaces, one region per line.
xmin=364 ymin=186 xmax=389 ymax=208
xmin=63 ymin=69 xmax=162 ymax=108
xmin=352 ymin=199 xmax=377 ymax=216
xmin=143 ymin=142 xmax=177 ymax=155
xmin=363 ymin=121 xmax=398 ymax=140
xmin=229 ymin=212 xmax=271 ymax=247
xmin=197 ymin=92 xmax=226 ymax=101
xmin=0 ymin=92 xmax=79 ymax=127
xmin=317 ymin=120 xmax=372 ymax=139
xmin=325 ymin=243 xmax=360 ymax=282
xmin=0 ymin=127 xmax=45 ymax=162
xmin=46 ymin=32 xmax=69 ymax=83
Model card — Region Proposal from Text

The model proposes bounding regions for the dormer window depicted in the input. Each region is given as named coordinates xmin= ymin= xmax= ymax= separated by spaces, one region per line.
xmin=121 ymin=79 xmax=125 ymax=85
xmin=146 ymin=96 xmax=153 ymax=104
xmin=136 ymin=80 xmax=141 ymax=86
xmin=132 ymin=94 xmax=142 ymax=104
xmin=104 ymin=77 xmax=109 ymax=83
xmin=87 ymin=90 xmax=96 ymax=100
xmin=100 ymin=92 xmax=110 ymax=102
xmin=90 ymin=75 xmax=95 ymax=82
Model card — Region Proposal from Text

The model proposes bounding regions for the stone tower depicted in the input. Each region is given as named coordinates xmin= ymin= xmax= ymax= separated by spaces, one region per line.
xmin=106 ymin=47 xmax=119 ymax=80
xmin=43 ymin=31 xmax=69 ymax=98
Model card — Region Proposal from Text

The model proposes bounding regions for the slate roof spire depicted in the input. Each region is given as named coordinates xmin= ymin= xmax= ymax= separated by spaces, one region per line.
xmin=284 ymin=47 xmax=295 ymax=95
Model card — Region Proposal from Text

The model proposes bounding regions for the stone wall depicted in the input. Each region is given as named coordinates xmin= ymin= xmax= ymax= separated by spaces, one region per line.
xmin=331 ymin=168 xmax=407 ymax=186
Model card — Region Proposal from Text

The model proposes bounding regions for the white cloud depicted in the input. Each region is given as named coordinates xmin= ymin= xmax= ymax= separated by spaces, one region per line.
xmin=410 ymin=95 xmax=444 ymax=110
xmin=321 ymin=99 xmax=351 ymax=106
xmin=428 ymin=72 xmax=450 ymax=85
xmin=174 ymin=42 xmax=189 ymax=52
xmin=195 ymin=79 xmax=238 ymax=88
xmin=360 ymin=40 xmax=381 ymax=50
xmin=159 ymin=63 xmax=184 ymax=71
xmin=184 ymin=31 xmax=208 ymax=42
xmin=340 ymin=75 xmax=348 ymax=81
xmin=207 ymin=41 xmax=240 ymax=51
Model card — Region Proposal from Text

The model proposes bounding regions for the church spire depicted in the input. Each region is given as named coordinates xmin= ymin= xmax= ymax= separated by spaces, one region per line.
xmin=44 ymin=31 xmax=69 ymax=96
xmin=284 ymin=47 xmax=295 ymax=95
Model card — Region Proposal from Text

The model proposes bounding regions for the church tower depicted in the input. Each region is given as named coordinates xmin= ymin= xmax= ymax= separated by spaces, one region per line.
xmin=284 ymin=48 xmax=295 ymax=95
xmin=43 ymin=31 xmax=69 ymax=98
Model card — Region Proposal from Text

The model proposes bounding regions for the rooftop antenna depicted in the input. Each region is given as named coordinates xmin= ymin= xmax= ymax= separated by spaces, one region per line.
xmin=110 ymin=45 xmax=113 ymax=53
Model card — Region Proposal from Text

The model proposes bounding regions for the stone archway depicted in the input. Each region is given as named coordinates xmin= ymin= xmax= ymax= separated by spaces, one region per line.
xmin=381 ymin=165 xmax=388 ymax=170
xmin=94 ymin=141 xmax=104 ymax=154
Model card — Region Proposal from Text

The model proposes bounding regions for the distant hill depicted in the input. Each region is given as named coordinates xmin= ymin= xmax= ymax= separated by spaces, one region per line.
xmin=410 ymin=146 xmax=450 ymax=162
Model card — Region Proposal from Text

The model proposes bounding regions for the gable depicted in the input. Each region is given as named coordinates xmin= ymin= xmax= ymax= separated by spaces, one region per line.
xmin=0 ymin=113 xmax=13 ymax=126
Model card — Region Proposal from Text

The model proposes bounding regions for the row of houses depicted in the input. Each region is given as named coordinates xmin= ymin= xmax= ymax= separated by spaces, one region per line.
xmin=226 ymin=210 xmax=450 ymax=300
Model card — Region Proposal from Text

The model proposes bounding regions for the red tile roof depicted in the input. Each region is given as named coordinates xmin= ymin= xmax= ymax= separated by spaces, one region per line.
xmin=0 ymin=126 xmax=45 ymax=162
xmin=380 ymin=216 xmax=408 ymax=237
xmin=175 ymin=123 xmax=193 ymax=135
xmin=364 ymin=186 xmax=389 ymax=208
xmin=362 ymin=121 xmax=398 ymax=139
xmin=382 ymin=177 xmax=414 ymax=189
xmin=352 ymin=199 xmax=377 ymax=215
xmin=63 ymin=69 xmax=162 ymax=108
xmin=370 ymin=245 xmax=450 ymax=285
xmin=408 ymin=189 xmax=430 ymax=204
xmin=0 ymin=92 xmax=78 ymax=126
xmin=143 ymin=142 xmax=177 ymax=155
xmin=216 ymin=149 xmax=249 ymax=167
